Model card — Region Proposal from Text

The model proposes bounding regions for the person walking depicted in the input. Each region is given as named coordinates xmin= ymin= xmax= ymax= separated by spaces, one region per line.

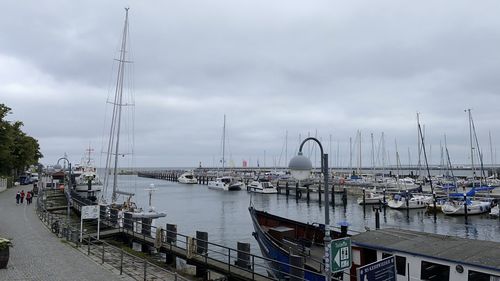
xmin=15 ymin=191 xmax=20 ymax=205
xmin=20 ymin=190 xmax=25 ymax=204
xmin=26 ymin=191 xmax=32 ymax=205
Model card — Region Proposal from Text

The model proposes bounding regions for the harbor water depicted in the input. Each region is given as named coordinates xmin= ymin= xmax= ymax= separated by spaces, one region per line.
xmin=102 ymin=174 xmax=500 ymax=257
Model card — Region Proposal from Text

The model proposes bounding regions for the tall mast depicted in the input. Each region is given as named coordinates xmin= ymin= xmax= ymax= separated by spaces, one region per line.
xmin=466 ymin=109 xmax=475 ymax=187
xmin=222 ymin=114 xmax=226 ymax=171
xmin=102 ymin=8 xmax=130 ymax=203
xmin=371 ymin=133 xmax=375 ymax=172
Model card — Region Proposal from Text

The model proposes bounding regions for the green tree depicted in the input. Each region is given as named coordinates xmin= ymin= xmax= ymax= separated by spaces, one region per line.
xmin=0 ymin=103 xmax=43 ymax=178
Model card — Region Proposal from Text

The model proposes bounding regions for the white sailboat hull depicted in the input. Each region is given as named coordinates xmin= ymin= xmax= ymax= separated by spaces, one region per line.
xmin=388 ymin=195 xmax=431 ymax=209
xmin=442 ymin=201 xmax=491 ymax=215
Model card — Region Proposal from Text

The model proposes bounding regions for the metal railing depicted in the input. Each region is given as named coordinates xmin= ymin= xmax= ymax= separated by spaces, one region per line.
xmin=36 ymin=187 xmax=189 ymax=281
xmin=38 ymin=186 xmax=343 ymax=281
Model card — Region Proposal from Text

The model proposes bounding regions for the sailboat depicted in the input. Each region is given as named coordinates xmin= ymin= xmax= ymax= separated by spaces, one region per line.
xmin=387 ymin=141 xmax=431 ymax=209
xmin=441 ymin=109 xmax=492 ymax=216
xmin=100 ymin=8 xmax=165 ymax=220
xmin=208 ymin=115 xmax=243 ymax=191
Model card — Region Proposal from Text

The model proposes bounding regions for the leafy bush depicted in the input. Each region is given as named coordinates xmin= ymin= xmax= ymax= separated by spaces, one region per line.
xmin=0 ymin=238 xmax=12 ymax=250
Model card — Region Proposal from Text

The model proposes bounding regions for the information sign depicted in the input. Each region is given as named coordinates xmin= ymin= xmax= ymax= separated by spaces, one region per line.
xmin=82 ymin=205 xmax=100 ymax=219
xmin=357 ymin=256 xmax=396 ymax=281
xmin=330 ymin=237 xmax=352 ymax=272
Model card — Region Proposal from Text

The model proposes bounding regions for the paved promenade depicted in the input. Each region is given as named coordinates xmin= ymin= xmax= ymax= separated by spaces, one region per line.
xmin=0 ymin=184 xmax=130 ymax=281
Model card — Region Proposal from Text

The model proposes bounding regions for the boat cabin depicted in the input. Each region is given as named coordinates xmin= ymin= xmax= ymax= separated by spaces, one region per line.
xmin=348 ymin=228 xmax=500 ymax=281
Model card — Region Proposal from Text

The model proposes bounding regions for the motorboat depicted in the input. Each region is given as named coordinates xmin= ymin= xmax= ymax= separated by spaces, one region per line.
xmin=357 ymin=188 xmax=384 ymax=205
xmin=441 ymin=200 xmax=491 ymax=215
xmin=208 ymin=176 xmax=243 ymax=191
xmin=249 ymin=206 xmax=349 ymax=281
xmin=247 ymin=179 xmax=277 ymax=194
xmin=178 ymin=171 xmax=198 ymax=184
xmin=387 ymin=193 xmax=432 ymax=209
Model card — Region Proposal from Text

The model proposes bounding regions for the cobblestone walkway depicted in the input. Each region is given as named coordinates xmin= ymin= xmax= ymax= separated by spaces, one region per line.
xmin=0 ymin=184 xmax=131 ymax=281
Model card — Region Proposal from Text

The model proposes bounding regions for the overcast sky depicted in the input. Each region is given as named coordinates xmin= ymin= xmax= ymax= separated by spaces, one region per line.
xmin=1 ymin=0 xmax=500 ymax=168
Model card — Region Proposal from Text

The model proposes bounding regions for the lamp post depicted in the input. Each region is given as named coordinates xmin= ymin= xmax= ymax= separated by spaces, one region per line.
xmin=55 ymin=157 xmax=72 ymax=224
xmin=289 ymin=137 xmax=331 ymax=281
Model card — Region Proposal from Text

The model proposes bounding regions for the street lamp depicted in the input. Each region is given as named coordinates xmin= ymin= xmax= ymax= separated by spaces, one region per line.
xmin=54 ymin=157 xmax=72 ymax=224
xmin=289 ymin=137 xmax=331 ymax=281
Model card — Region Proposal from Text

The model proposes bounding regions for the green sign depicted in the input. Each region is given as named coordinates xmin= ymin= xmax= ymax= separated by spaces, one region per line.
xmin=330 ymin=237 xmax=352 ymax=272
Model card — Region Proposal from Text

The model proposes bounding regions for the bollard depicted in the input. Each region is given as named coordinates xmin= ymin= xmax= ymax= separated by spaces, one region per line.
xmin=289 ymin=254 xmax=304 ymax=281
xmin=166 ymin=224 xmax=177 ymax=267
xmin=339 ymin=222 xmax=349 ymax=237
xmin=235 ymin=242 xmax=251 ymax=269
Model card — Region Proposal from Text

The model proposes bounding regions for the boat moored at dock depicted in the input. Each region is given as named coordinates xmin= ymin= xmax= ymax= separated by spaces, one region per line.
xmin=177 ymin=171 xmax=198 ymax=184
xmin=247 ymin=178 xmax=278 ymax=194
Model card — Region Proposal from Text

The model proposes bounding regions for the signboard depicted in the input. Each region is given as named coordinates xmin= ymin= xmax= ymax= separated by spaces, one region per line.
xmin=82 ymin=205 xmax=100 ymax=219
xmin=357 ymin=256 xmax=396 ymax=281
xmin=330 ymin=237 xmax=352 ymax=272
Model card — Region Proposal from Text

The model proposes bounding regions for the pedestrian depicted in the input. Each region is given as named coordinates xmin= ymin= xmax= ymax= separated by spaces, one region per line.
xmin=20 ymin=190 xmax=25 ymax=204
xmin=26 ymin=191 xmax=32 ymax=205
xmin=15 ymin=192 xmax=20 ymax=205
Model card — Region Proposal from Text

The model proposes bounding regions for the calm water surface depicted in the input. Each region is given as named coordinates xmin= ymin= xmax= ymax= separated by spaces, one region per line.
xmin=105 ymin=175 xmax=500 ymax=256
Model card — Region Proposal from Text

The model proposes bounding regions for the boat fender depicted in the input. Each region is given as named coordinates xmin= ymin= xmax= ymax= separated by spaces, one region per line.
xmin=297 ymin=190 xmax=302 ymax=199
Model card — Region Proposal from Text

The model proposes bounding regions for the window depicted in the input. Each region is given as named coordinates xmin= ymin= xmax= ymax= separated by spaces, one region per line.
xmin=381 ymin=253 xmax=405 ymax=276
xmin=421 ymin=261 xmax=449 ymax=281
xmin=396 ymin=256 xmax=406 ymax=276
xmin=468 ymin=270 xmax=500 ymax=281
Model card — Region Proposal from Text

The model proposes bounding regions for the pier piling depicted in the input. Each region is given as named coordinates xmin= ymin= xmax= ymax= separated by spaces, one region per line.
xmin=235 ymin=242 xmax=251 ymax=269
xmin=195 ymin=231 xmax=208 ymax=279
xmin=464 ymin=193 xmax=468 ymax=224
xmin=166 ymin=224 xmax=177 ymax=267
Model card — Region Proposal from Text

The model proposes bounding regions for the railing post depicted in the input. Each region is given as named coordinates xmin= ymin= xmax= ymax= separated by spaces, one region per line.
xmin=143 ymin=260 xmax=147 ymax=281
xmin=101 ymin=243 xmax=105 ymax=264
xmin=87 ymin=234 xmax=91 ymax=255
xmin=120 ymin=249 xmax=124 ymax=275
xmin=252 ymin=255 xmax=255 ymax=280
xmin=228 ymin=248 xmax=231 ymax=273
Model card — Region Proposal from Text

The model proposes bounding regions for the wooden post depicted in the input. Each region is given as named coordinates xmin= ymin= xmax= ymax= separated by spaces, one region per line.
xmin=285 ymin=182 xmax=289 ymax=197
xmin=464 ymin=193 xmax=468 ymax=224
xmin=295 ymin=182 xmax=299 ymax=200
xmin=306 ymin=185 xmax=310 ymax=202
xmin=196 ymin=231 xmax=208 ymax=279
xmin=235 ymin=242 xmax=251 ymax=269
xmin=166 ymin=224 xmax=177 ymax=268
xmin=318 ymin=180 xmax=322 ymax=204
